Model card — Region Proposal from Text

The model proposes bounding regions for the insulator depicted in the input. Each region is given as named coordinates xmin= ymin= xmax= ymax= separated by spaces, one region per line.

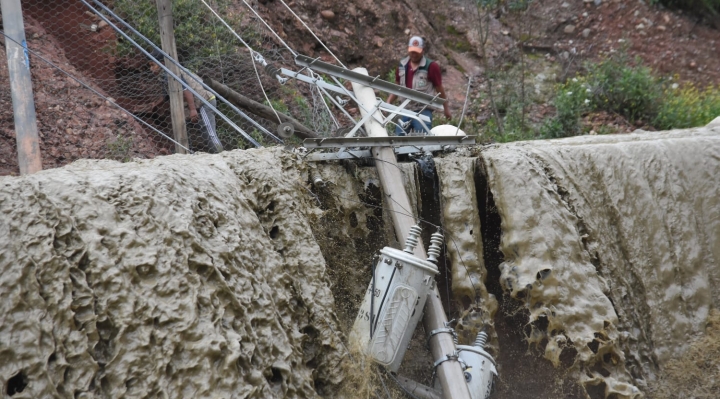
xmin=403 ymin=225 xmax=422 ymax=254
xmin=474 ymin=331 xmax=488 ymax=348
xmin=264 ymin=62 xmax=280 ymax=77
xmin=426 ymin=231 xmax=444 ymax=264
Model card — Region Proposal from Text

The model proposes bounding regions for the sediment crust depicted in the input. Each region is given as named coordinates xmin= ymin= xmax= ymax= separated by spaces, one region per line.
xmin=0 ymin=148 xmax=343 ymax=398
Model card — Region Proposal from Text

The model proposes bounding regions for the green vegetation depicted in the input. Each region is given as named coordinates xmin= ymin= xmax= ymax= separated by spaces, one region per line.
xmin=113 ymin=0 xmax=247 ymax=65
xmin=540 ymin=54 xmax=720 ymax=139
xmin=106 ymin=134 xmax=134 ymax=162
xmin=654 ymin=83 xmax=720 ymax=130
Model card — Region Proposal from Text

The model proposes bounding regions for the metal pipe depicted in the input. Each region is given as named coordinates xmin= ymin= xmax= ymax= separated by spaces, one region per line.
xmin=350 ymin=67 xmax=472 ymax=399
xmin=2 ymin=0 xmax=42 ymax=174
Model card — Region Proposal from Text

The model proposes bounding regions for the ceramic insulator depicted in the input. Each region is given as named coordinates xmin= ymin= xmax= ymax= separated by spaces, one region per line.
xmin=426 ymin=231 xmax=444 ymax=263
xmin=403 ymin=225 xmax=422 ymax=254
xmin=474 ymin=331 xmax=488 ymax=348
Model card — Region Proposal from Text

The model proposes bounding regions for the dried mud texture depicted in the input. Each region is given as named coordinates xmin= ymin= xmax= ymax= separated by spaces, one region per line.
xmin=481 ymin=120 xmax=720 ymax=398
xmin=434 ymin=157 xmax=498 ymax=345
xmin=0 ymin=148 xmax=344 ymax=398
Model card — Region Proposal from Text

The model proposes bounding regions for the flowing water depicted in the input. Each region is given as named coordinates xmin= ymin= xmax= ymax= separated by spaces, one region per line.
xmin=1 ymin=119 xmax=719 ymax=398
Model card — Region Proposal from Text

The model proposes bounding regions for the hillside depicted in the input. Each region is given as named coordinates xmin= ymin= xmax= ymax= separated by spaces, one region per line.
xmin=1 ymin=0 xmax=718 ymax=173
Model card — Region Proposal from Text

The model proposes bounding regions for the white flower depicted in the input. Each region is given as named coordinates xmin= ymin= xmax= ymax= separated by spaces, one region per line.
xmin=566 ymin=91 xmax=573 ymax=96
xmin=584 ymin=99 xmax=590 ymax=104
xmin=572 ymin=78 xmax=578 ymax=82
xmin=671 ymin=83 xmax=679 ymax=89
xmin=586 ymin=88 xmax=591 ymax=93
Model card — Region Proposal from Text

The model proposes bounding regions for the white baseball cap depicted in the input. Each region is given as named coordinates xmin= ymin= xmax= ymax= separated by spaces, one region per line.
xmin=408 ymin=36 xmax=424 ymax=53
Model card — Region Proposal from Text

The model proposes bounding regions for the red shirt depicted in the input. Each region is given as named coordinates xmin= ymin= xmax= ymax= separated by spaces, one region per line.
xmin=395 ymin=60 xmax=442 ymax=88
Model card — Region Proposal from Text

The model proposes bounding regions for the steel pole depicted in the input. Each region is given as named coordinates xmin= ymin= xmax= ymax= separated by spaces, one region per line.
xmin=351 ymin=68 xmax=471 ymax=399
xmin=2 ymin=0 xmax=42 ymax=174
xmin=155 ymin=0 xmax=189 ymax=154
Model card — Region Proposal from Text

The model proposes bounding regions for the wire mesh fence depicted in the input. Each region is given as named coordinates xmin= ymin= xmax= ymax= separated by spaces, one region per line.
xmin=1 ymin=0 xmax=339 ymax=176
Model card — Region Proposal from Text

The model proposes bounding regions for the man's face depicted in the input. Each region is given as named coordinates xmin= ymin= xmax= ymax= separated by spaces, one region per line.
xmin=408 ymin=51 xmax=423 ymax=63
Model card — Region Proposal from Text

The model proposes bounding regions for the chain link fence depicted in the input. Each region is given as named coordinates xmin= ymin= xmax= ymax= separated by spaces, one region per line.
xmin=1 ymin=0 xmax=338 ymax=176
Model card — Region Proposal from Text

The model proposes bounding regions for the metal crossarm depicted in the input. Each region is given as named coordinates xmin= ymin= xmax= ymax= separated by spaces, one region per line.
xmin=303 ymin=135 xmax=475 ymax=149
xmin=294 ymin=55 xmax=446 ymax=109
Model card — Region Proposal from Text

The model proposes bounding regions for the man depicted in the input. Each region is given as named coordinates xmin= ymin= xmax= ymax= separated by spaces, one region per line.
xmin=386 ymin=36 xmax=451 ymax=135
xmin=148 ymin=50 xmax=223 ymax=153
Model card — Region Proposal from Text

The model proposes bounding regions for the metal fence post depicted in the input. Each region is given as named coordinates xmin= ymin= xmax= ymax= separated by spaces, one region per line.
xmin=155 ymin=0 xmax=189 ymax=154
xmin=2 ymin=0 xmax=42 ymax=174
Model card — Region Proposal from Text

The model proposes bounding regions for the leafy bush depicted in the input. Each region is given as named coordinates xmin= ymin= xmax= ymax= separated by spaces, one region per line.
xmin=586 ymin=56 xmax=661 ymax=124
xmin=654 ymin=83 xmax=720 ymax=129
xmin=540 ymin=77 xmax=590 ymax=138
xmin=113 ymin=0 xmax=243 ymax=64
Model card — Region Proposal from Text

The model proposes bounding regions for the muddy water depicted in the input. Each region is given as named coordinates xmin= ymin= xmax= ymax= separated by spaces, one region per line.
xmin=1 ymin=120 xmax=719 ymax=399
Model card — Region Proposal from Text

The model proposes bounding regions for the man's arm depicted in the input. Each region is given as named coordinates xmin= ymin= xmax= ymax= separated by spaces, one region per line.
xmin=183 ymin=89 xmax=199 ymax=123
xmin=427 ymin=62 xmax=451 ymax=119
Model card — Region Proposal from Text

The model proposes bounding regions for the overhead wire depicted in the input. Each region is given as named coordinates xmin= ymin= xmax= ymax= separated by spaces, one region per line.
xmin=278 ymin=0 xmax=346 ymax=68
xmin=307 ymin=173 xmax=481 ymax=303
xmin=0 ymin=30 xmax=192 ymax=153
xmin=197 ymin=0 xmax=283 ymax=125
xmin=83 ymin=0 xmax=271 ymax=147
xmin=90 ymin=0 xmax=281 ymax=143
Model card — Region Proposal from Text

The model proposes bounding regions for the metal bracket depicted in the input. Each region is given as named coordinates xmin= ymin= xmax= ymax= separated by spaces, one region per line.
xmin=428 ymin=327 xmax=456 ymax=344
xmin=303 ymin=135 xmax=476 ymax=149
xmin=295 ymin=54 xmax=445 ymax=109
xmin=433 ymin=350 xmax=460 ymax=368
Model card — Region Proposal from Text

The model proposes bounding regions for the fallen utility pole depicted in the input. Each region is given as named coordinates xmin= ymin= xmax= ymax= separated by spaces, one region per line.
xmin=351 ymin=68 xmax=472 ymax=399
xmin=2 ymin=0 xmax=42 ymax=174
xmin=155 ymin=0 xmax=189 ymax=154
xmin=204 ymin=77 xmax=318 ymax=139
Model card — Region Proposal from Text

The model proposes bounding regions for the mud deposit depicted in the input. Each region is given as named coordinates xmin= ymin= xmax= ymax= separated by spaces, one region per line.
xmin=2 ymin=119 xmax=720 ymax=399
xmin=0 ymin=148 xmax=343 ymax=398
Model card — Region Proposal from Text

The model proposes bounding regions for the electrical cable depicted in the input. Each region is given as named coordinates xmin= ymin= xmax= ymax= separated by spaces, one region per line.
xmin=278 ymin=0 xmax=346 ymax=68
xmin=456 ymin=76 xmax=472 ymax=135
xmin=316 ymin=185 xmax=481 ymax=302
xmin=240 ymin=0 xmax=297 ymax=57
xmin=0 ymin=30 xmax=192 ymax=153
xmin=82 ymin=0 xmax=266 ymax=147
xmin=197 ymin=0 xmax=283 ymax=124
xmin=89 ymin=0 xmax=281 ymax=144
xmin=386 ymin=371 xmax=424 ymax=399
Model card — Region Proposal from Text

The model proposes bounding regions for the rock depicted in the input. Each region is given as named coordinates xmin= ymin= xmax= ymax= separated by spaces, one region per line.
xmin=636 ymin=23 xmax=645 ymax=30
xmin=690 ymin=61 xmax=697 ymax=69
xmin=561 ymin=2 xmax=570 ymax=7
xmin=404 ymin=29 xmax=410 ymax=35
xmin=564 ymin=25 xmax=576 ymax=34
xmin=320 ymin=10 xmax=335 ymax=21
xmin=657 ymin=25 xmax=667 ymax=31
xmin=582 ymin=28 xmax=591 ymax=38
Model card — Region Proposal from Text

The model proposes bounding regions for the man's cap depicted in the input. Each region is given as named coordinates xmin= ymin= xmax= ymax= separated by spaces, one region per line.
xmin=408 ymin=36 xmax=424 ymax=53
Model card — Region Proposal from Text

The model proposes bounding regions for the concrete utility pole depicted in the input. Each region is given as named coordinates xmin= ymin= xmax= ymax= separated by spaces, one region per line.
xmin=351 ymin=68 xmax=472 ymax=399
xmin=2 ymin=0 xmax=42 ymax=174
xmin=155 ymin=0 xmax=189 ymax=154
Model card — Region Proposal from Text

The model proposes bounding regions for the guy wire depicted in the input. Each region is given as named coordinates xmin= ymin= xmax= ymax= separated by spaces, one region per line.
xmin=0 ymin=30 xmax=192 ymax=153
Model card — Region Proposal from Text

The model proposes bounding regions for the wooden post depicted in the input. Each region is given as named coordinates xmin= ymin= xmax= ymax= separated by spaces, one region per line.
xmin=2 ymin=0 xmax=42 ymax=174
xmin=351 ymin=68 xmax=471 ymax=399
xmin=155 ymin=0 xmax=188 ymax=154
